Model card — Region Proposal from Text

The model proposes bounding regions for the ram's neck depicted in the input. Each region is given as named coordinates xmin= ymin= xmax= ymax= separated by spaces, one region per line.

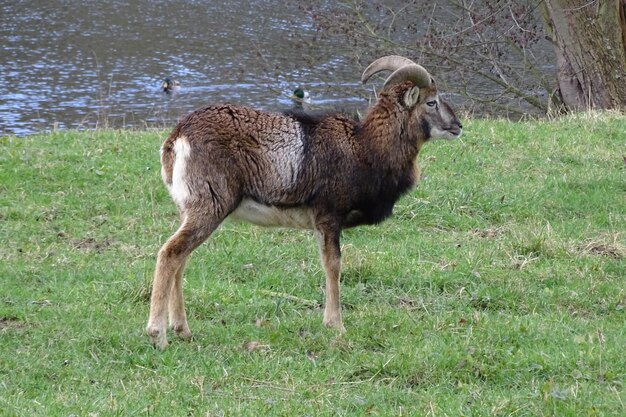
xmin=358 ymin=99 xmax=422 ymax=169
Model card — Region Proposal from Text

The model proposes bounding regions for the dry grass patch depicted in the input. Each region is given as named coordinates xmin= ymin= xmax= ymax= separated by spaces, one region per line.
xmin=573 ymin=234 xmax=625 ymax=259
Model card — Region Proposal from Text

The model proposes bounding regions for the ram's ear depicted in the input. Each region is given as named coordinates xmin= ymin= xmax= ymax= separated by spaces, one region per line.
xmin=403 ymin=86 xmax=420 ymax=108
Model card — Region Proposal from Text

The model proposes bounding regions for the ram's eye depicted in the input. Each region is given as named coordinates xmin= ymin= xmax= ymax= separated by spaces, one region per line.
xmin=426 ymin=100 xmax=437 ymax=107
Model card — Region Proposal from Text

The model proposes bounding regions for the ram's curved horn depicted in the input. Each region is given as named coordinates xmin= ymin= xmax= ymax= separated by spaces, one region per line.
xmin=383 ymin=64 xmax=432 ymax=89
xmin=361 ymin=55 xmax=432 ymax=89
xmin=361 ymin=56 xmax=416 ymax=84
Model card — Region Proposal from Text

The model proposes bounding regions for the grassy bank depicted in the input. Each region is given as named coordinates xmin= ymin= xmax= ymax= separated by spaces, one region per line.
xmin=1 ymin=113 xmax=625 ymax=416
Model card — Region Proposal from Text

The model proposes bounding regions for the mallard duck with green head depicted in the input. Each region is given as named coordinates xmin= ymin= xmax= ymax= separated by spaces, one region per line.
xmin=289 ymin=87 xmax=311 ymax=109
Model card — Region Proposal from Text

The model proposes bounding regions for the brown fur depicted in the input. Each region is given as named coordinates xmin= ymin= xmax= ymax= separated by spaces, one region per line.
xmin=147 ymin=78 xmax=462 ymax=349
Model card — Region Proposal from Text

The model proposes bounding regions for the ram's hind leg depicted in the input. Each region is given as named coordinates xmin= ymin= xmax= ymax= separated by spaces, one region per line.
xmin=169 ymin=258 xmax=191 ymax=340
xmin=146 ymin=213 xmax=222 ymax=349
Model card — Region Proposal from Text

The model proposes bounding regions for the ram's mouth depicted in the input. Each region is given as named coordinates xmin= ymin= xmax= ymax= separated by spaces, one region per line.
xmin=448 ymin=127 xmax=462 ymax=138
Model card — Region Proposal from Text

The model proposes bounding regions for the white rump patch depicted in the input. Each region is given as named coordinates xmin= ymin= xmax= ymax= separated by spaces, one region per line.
xmin=230 ymin=198 xmax=314 ymax=229
xmin=167 ymin=136 xmax=192 ymax=206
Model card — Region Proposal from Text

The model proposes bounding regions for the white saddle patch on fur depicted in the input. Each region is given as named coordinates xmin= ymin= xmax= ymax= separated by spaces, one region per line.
xmin=231 ymin=198 xmax=314 ymax=229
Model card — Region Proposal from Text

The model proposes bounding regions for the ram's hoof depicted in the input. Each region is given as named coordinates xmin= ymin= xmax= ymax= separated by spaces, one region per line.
xmin=172 ymin=325 xmax=193 ymax=341
xmin=323 ymin=318 xmax=346 ymax=334
xmin=146 ymin=326 xmax=168 ymax=350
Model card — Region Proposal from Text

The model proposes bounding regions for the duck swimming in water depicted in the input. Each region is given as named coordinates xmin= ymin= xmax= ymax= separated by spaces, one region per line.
xmin=289 ymin=87 xmax=311 ymax=109
xmin=162 ymin=77 xmax=181 ymax=95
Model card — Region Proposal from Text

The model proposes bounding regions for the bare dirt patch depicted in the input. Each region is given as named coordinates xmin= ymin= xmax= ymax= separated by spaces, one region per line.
xmin=470 ymin=228 xmax=503 ymax=239
xmin=577 ymin=236 xmax=625 ymax=259
xmin=0 ymin=316 xmax=24 ymax=331
xmin=71 ymin=237 xmax=112 ymax=253
xmin=581 ymin=242 xmax=624 ymax=258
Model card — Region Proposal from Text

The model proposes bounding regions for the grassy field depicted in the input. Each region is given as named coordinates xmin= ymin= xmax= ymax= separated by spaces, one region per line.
xmin=0 ymin=113 xmax=624 ymax=416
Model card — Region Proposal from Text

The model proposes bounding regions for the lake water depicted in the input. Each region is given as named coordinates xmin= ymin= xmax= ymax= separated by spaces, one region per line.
xmin=1 ymin=0 xmax=367 ymax=136
xmin=1 ymin=0 xmax=552 ymax=137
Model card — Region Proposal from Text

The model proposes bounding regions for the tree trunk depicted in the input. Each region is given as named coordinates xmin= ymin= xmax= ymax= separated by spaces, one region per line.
xmin=541 ymin=0 xmax=626 ymax=112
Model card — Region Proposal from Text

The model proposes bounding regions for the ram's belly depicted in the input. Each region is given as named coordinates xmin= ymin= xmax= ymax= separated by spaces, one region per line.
xmin=230 ymin=199 xmax=314 ymax=229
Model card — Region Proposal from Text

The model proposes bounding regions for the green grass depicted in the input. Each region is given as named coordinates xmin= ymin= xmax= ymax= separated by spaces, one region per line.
xmin=1 ymin=113 xmax=625 ymax=416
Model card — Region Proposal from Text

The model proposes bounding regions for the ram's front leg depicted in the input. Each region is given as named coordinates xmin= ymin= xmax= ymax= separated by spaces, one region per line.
xmin=315 ymin=223 xmax=346 ymax=333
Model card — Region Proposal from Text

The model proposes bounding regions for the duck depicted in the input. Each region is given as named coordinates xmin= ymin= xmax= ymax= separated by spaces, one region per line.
xmin=289 ymin=87 xmax=311 ymax=109
xmin=162 ymin=77 xmax=181 ymax=95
